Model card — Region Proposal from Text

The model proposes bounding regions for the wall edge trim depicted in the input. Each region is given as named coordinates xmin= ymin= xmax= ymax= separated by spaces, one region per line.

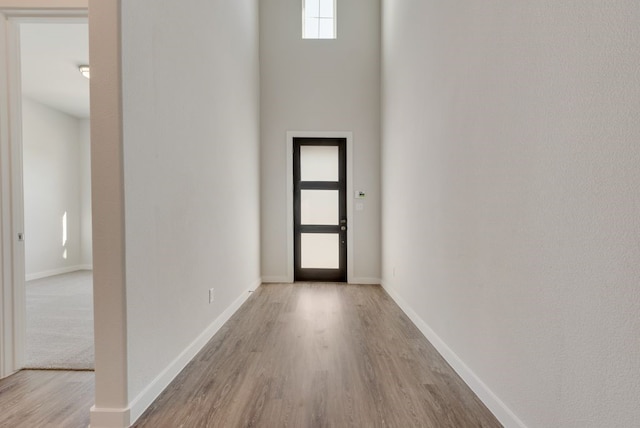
xmin=380 ymin=280 xmax=527 ymax=428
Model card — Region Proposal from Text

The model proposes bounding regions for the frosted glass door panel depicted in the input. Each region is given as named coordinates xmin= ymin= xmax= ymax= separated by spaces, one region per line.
xmin=300 ymin=146 xmax=339 ymax=181
xmin=301 ymin=190 xmax=339 ymax=225
xmin=301 ymin=233 xmax=339 ymax=269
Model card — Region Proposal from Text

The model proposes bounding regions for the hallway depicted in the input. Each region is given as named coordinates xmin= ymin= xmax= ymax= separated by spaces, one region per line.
xmin=0 ymin=283 xmax=500 ymax=427
xmin=134 ymin=283 xmax=500 ymax=427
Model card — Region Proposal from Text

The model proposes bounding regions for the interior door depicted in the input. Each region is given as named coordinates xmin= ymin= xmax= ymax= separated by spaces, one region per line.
xmin=293 ymin=137 xmax=347 ymax=282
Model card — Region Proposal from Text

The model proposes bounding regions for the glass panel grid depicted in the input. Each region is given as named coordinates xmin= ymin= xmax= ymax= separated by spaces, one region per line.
xmin=303 ymin=0 xmax=336 ymax=39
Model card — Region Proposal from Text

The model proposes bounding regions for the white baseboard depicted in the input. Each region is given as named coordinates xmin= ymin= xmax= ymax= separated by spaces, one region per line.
xmin=25 ymin=265 xmax=91 ymax=281
xmin=89 ymin=278 xmax=260 ymax=428
xmin=261 ymin=276 xmax=291 ymax=283
xmin=349 ymin=277 xmax=380 ymax=285
xmin=380 ymin=280 xmax=527 ymax=428
xmin=127 ymin=278 xmax=261 ymax=425
xmin=89 ymin=406 xmax=131 ymax=428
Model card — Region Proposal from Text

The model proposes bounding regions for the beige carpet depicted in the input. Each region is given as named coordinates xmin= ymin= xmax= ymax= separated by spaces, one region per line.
xmin=24 ymin=270 xmax=94 ymax=370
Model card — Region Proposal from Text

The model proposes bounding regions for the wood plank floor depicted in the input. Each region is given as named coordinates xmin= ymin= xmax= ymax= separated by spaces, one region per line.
xmin=0 ymin=369 xmax=94 ymax=428
xmin=135 ymin=283 xmax=501 ymax=428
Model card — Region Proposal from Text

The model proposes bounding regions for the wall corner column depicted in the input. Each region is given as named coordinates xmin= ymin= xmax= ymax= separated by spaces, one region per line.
xmin=89 ymin=0 xmax=129 ymax=426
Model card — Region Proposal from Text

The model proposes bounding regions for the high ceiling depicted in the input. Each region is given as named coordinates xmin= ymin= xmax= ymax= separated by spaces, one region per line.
xmin=20 ymin=22 xmax=90 ymax=119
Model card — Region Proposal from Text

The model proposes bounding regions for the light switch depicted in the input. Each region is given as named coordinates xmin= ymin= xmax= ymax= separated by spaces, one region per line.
xmin=356 ymin=203 xmax=364 ymax=211
xmin=355 ymin=191 xmax=366 ymax=199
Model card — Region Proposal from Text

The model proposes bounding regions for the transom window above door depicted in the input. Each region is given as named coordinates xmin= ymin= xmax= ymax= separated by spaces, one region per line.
xmin=302 ymin=0 xmax=336 ymax=39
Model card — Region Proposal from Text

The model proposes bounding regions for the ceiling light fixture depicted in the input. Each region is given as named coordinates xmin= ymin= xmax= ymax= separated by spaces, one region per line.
xmin=78 ymin=65 xmax=90 ymax=79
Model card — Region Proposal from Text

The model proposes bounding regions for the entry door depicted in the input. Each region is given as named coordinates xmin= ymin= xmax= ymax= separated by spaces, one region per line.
xmin=294 ymin=138 xmax=347 ymax=282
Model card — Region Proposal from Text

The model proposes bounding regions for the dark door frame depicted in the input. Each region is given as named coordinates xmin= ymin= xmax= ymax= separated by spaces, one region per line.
xmin=293 ymin=137 xmax=347 ymax=282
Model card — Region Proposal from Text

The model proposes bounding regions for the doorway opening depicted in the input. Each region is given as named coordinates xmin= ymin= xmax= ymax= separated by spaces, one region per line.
xmin=293 ymin=137 xmax=348 ymax=282
xmin=294 ymin=137 xmax=347 ymax=281
xmin=19 ymin=21 xmax=93 ymax=370
xmin=286 ymin=131 xmax=354 ymax=283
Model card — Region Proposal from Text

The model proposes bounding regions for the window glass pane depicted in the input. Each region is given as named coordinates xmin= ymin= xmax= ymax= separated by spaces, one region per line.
xmin=304 ymin=0 xmax=320 ymax=18
xmin=304 ymin=17 xmax=319 ymax=38
xmin=301 ymin=233 xmax=339 ymax=269
xmin=301 ymin=190 xmax=339 ymax=225
xmin=318 ymin=18 xmax=335 ymax=39
xmin=303 ymin=0 xmax=336 ymax=39
xmin=319 ymin=0 xmax=334 ymax=18
xmin=300 ymin=146 xmax=339 ymax=181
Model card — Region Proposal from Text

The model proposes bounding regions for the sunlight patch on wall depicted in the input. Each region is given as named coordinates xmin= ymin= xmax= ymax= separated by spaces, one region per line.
xmin=62 ymin=211 xmax=68 ymax=259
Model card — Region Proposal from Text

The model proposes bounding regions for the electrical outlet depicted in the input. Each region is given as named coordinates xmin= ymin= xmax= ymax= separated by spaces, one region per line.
xmin=209 ymin=288 xmax=215 ymax=303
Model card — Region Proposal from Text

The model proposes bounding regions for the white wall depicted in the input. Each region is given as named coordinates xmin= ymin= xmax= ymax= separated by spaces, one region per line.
xmin=22 ymin=97 xmax=84 ymax=278
xmin=118 ymin=0 xmax=261 ymax=423
xmin=79 ymin=118 xmax=91 ymax=267
xmin=260 ymin=0 xmax=381 ymax=283
xmin=381 ymin=1 xmax=640 ymax=427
